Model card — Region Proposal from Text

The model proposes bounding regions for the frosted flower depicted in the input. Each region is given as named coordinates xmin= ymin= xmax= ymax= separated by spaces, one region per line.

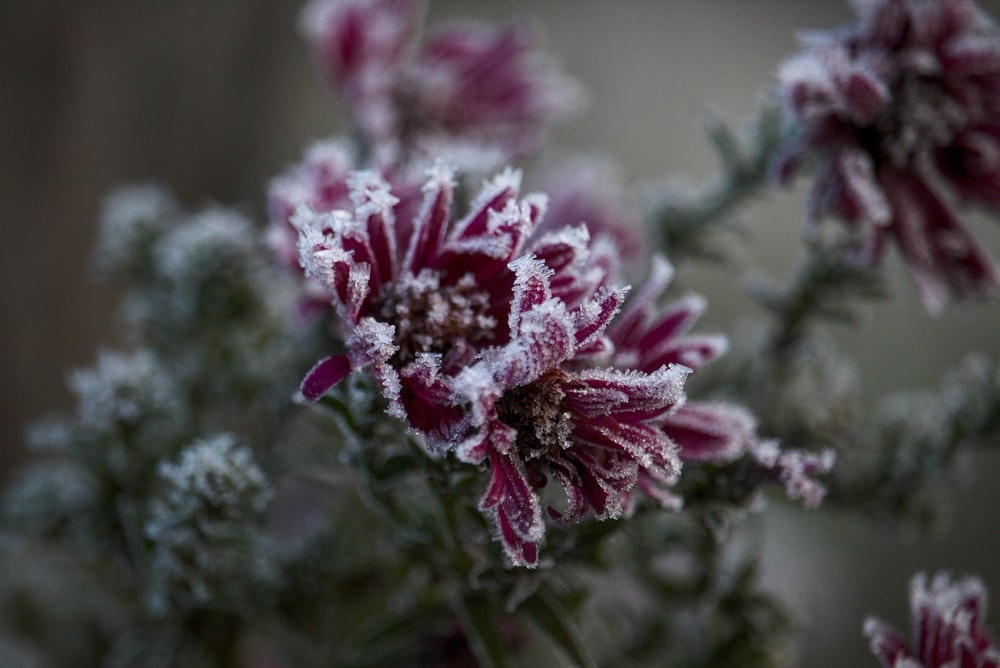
xmin=146 ymin=434 xmax=275 ymax=613
xmin=608 ymin=257 xmax=834 ymax=508
xmin=451 ymin=288 xmax=691 ymax=566
xmin=300 ymin=0 xmax=580 ymax=162
xmin=297 ymin=165 xmax=556 ymax=442
xmin=865 ymin=572 xmax=1000 ymax=667
xmin=266 ymin=137 xmax=423 ymax=321
xmin=777 ymin=0 xmax=1000 ymax=313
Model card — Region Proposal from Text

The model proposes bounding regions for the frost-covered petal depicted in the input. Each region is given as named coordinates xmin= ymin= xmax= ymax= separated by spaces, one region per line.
xmin=300 ymin=354 xmax=353 ymax=402
xmin=663 ymin=402 xmax=757 ymax=463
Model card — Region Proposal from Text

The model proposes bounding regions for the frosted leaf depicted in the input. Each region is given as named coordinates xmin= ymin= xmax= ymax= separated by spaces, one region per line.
xmin=3 ymin=462 xmax=96 ymax=537
xmin=156 ymin=208 xmax=256 ymax=285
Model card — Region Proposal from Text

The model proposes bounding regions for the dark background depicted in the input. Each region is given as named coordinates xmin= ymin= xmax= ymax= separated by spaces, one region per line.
xmin=3 ymin=2 xmax=999 ymax=666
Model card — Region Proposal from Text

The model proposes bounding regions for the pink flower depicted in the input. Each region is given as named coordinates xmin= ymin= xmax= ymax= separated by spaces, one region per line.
xmin=268 ymin=139 xmax=426 ymax=269
xmin=296 ymin=165 xmax=565 ymax=443
xmin=300 ymin=0 xmax=418 ymax=147
xmin=777 ymin=0 xmax=1000 ymax=313
xmin=865 ymin=572 xmax=1000 ymax=668
xmin=534 ymin=156 xmax=650 ymax=264
xmin=450 ymin=252 xmax=690 ymax=567
xmin=300 ymin=0 xmax=580 ymax=163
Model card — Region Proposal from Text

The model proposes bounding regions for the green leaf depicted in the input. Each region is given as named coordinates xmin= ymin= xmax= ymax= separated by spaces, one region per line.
xmin=519 ymin=586 xmax=597 ymax=668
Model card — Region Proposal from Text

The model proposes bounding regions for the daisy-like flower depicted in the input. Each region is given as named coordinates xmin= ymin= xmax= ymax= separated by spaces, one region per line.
xmin=777 ymin=0 xmax=1000 ymax=313
xmin=296 ymin=165 xmax=573 ymax=444
xmin=865 ymin=572 xmax=1000 ymax=668
xmin=451 ymin=253 xmax=690 ymax=567
xmin=300 ymin=0 xmax=580 ymax=164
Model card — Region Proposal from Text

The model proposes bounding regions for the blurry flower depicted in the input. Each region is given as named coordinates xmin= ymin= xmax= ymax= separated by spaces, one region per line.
xmin=145 ymin=434 xmax=275 ymax=614
xmin=777 ymin=0 xmax=1000 ymax=313
xmin=300 ymin=0 xmax=580 ymax=163
xmin=534 ymin=156 xmax=649 ymax=265
xmin=865 ymin=571 xmax=1000 ymax=667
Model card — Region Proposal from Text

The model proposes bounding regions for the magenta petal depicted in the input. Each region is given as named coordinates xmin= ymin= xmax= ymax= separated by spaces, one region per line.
xmin=663 ymin=402 xmax=755 ymax=463
xmin=883 ymin=169 xmax=999 ymax=313
xmin=300 ymin=354 xmax=353 ymax=401
xmin=863 ymin=617 xmax=914 ymax=668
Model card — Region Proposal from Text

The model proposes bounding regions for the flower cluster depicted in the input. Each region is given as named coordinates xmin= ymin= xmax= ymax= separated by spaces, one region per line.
xmin=300 ymin=0 xmax=580 ymax=165
xmin=865 ymin=572 xmax=1000 ymax=668
xmin=296 ymin=166 xmax=830 ymax=566
xmin=777 ymin=0 xmax=1000 ymax=313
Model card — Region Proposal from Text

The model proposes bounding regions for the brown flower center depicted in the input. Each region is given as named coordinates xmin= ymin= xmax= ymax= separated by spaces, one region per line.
xmin=875 ymin=74 xmax=970 ymax=169
xmin=496 ymin=369 xmax=574 ymax=460
xmin=378 ymin=270 xmax=495 ymax=365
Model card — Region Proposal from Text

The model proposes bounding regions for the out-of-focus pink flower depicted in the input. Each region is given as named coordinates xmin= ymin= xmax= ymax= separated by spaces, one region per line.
xmin=865 ymin=572 xmax=1000 ymax=668
xmin=300 ymin=0 xmax=581 ymax=164
xmin=300 ymin=0 xmax=418 ymax=147
xmin=777 ymin=0 xmax=1000 ymax=313
xmin=534 ymin=156 xmax=649 ymax=265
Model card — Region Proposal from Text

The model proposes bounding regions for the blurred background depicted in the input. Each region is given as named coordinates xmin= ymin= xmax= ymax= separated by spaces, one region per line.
xmin=2 ymin=2 xmax=999 ymax=666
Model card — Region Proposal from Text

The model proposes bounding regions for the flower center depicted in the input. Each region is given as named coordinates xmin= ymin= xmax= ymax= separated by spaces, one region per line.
xmin=378 ymin=270 xmax=496 ymax=365
xmin=874 ymin=74 xmax=970 ymax=169
xmin=495 ymin=369 xmax=574 ymax=461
